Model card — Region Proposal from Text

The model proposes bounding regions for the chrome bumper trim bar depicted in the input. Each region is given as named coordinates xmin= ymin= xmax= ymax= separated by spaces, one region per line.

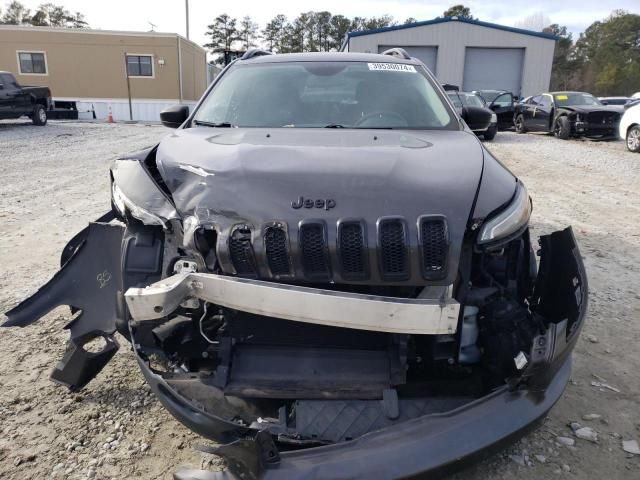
xmin=124 ymin=273 xmax=460 ymax=335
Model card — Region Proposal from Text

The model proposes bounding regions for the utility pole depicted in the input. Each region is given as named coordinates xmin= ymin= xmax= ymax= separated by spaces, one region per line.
xmin=185 ymin=0 xmax=190 ymax=39
xmin=124 ymin=53 xmax=133 ymax=121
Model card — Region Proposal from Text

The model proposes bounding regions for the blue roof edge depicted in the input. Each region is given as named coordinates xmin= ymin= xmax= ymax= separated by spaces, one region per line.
xmin=345 ymin=16 xmax=559 ymax=42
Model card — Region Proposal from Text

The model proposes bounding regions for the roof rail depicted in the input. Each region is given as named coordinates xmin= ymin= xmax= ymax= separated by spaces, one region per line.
xmin=380 ymin=47 xmax=411 ymax=60
xmin=240 ymin=48 xmax=273 ymax=60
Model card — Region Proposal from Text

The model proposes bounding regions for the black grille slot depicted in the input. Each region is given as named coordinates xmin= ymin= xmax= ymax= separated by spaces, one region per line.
xmin=299 ymin=223 xmax=330 ymax=279
xmin=229 ymin=227 xmax=256 ymax=276
xmin=264 ymin=226 xmax=290 ymax=276
xmin=339 ymin=222 xmax=367 ymax=280
xmin=420 ymin=218 xmax=448 ymax=279
xmin=379 ymin=219 xmax=408 ymax=279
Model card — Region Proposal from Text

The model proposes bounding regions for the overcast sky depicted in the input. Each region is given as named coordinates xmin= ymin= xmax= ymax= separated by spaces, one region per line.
xmin=15 ymin=0 xmax=639 ymax=47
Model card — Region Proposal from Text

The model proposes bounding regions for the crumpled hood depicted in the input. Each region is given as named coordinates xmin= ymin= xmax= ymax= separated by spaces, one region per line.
xmin=562 ymin=105 xmax=623 ymax=115
xmin=156 ymin=127 xmax=486 ymax=284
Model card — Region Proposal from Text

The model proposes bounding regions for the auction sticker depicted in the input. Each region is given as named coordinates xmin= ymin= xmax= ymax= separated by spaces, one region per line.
xmin=368 ymin=63 xmax=416 ymax=73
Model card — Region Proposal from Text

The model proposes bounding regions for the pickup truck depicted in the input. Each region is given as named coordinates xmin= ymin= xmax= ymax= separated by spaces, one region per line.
xmin=0 ymin=71 xmax=51 ymax=125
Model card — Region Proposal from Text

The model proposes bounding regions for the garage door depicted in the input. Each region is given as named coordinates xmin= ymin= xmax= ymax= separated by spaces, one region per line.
xmin=378 ymin=45 xmax=438 ymax=74
xmin=462 ymin=48 xmax=524 ymax=95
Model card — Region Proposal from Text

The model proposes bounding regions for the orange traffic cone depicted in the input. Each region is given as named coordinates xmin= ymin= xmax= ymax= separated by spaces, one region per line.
xmin=107 ymin=105 xmax=114 ymax=123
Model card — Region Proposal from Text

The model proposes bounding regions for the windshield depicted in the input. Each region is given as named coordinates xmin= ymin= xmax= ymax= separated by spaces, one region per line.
xmin=459 ymin=93 xmax=485 ymax=108
xmin=447 ymin=93 xmax=462 ymax=108
xmin=193 ymin=61 xmax=456 ymax=129
xmin=554 ymin=93 xmax=602 ymax=107
xmin=478 ymin=91 xmax=501 ymax=103
xmin=447 ymin=92 xmax=485 ymax=108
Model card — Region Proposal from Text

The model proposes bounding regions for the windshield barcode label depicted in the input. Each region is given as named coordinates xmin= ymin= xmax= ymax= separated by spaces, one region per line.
xmin=368 ymin=63 xmax=416 ymax=73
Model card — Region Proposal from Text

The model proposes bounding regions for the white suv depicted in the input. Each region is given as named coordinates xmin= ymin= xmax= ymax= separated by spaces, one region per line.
xmin=620 ymin=103 xmax=640 ymax=153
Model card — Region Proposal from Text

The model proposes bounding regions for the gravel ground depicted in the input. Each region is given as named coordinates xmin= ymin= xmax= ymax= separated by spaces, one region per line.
xmin=1 ymin=121 xmax=639 ymax=480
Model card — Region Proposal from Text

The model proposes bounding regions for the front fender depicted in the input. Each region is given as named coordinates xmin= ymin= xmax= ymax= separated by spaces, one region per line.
xmin=3 ymin=219 xmax=126 ymax=390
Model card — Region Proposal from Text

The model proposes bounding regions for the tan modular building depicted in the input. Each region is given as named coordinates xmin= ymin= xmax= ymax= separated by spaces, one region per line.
xmin=0 ymin=25 xmax=207 ymax=121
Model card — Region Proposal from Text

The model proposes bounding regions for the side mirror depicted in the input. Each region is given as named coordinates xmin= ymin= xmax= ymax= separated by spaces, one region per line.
xmin=461 ymin=106 xmax=491 ymax=131
xmin=160 ymin=105 xmax=189 ymax=128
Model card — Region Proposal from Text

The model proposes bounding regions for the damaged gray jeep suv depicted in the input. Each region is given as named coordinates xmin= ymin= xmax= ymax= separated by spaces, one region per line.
xmin=4 ymin=50 xmax=587 ymax=479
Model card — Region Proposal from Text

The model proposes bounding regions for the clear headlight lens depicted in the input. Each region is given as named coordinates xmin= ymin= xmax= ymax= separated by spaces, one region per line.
xmin=111 ymin=182 xmax=165 ymax=227
xmin=490 ymin=113 xmax=497 ymax=123
xmin=111 ymin=182 xmax=127 ymax=217
xmin=478 ymin=183 xmax=531 ymax=244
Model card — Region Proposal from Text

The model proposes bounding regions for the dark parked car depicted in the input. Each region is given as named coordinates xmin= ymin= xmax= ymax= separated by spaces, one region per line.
xmin=474 ymin=89 xmax=516 ymax=130
xmin=447 ymin=90 xmax=498 ymax=139
xmin=514 ymin=91 xmax=621 ymax=139
xmin=0 ymin=71 xmax=51 ymax=125
xmin=598 ymin=96 xmax=631 ymax=106
xmin=4 ymin=51 xmax=587 ymax=480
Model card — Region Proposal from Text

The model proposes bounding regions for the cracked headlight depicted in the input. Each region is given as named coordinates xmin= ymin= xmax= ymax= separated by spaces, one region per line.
xmin=478 ymin=183 xmax=531 ymax=245
xmin=111 ymin=181 xmax=166 ymax=227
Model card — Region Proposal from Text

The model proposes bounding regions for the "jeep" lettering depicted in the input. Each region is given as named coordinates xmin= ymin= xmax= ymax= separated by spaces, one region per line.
xmin=291 ymin=196 xmax=336 ymax=211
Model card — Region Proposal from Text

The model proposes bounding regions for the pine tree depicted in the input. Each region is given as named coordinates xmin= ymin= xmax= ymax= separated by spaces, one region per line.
xmin=239 ymin=16 xmax=259 ymax=50
xmin=204 ymin=14 xmax=240 ymax=64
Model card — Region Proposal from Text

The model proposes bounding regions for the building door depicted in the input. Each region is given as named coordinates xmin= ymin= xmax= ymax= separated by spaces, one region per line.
xmin=378 ymin=46 xmax=438 ymax=74
xmin=462 ymin=47 xmax=525 ymax=96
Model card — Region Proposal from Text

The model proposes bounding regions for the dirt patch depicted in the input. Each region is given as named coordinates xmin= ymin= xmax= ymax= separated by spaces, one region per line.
xmin=1 ymin=122 xmax=639 ymax=479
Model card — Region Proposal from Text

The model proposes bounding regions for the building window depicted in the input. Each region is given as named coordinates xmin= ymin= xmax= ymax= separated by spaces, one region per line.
xmin=126 ymin=55 xmax=153 ymax=77
xmin=18 ymin=52 xmax=47 ymax=75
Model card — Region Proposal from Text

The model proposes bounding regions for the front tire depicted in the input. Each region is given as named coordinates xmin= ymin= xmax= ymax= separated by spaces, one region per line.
xmin=626 ymin=125 xmax=640 ymax=153
xmin=32 ymin=104 xmax=47 ymax=126
xmin=554 ymin=116 xmax=570 ymax=140
xmin=483 ymin=125 xmax=497 ymax=141
xmin=515 ymin=115 xmax=526 ymax=134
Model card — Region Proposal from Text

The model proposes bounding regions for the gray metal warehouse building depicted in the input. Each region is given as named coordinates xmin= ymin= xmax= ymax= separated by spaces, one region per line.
xmin=341 ymin=17 xmax=557 ymax=97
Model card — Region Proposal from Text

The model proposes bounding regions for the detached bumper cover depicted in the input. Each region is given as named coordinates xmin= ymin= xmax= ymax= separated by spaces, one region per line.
xmin=167 ymin=356 xmax=572 ymax=480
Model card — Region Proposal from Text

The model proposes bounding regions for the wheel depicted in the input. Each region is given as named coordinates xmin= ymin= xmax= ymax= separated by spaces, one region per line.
xmin=32 ymin=104 xmax=47 ymax=126
xmin=554 ymin=116 xmax=570 ymax=140
xmin=483 ymin=125 xmax=497 ymax=141
xmin=626 ymin=125 xmax=640 ymax=153
xmin=515 ymin=115 xmax=526 ymax=134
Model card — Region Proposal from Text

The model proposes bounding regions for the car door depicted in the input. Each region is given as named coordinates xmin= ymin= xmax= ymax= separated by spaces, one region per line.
xmin=522 ymin=96 xmax=541 ymax=130
xmin=534 ymin=94 xmax=554 ymax=132
xmin=0 ymin=73 xmax=28 ymax=115
xmin=490 ymin=92 xmax=514 ymax=129
xmin=0 ymin=75 xmax=9 ymax=117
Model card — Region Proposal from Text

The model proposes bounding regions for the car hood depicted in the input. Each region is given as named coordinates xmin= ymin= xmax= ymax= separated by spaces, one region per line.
xmin=561 ymin=105 xmax=622 ymax=114
xmin=155 ymin=127 xmax=487 ymax=284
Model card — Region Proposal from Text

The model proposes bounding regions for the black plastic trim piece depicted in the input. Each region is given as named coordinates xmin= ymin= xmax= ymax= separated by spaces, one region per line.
xmin=417 ymin=214 xmax=449 ymax=281
xmin=377 ymin=217 xmax=410 ymax=281
xmin=298 ymin=220 xmax=331 ymax=281
xmin=337 ymin=219 xmax=369 ymax=281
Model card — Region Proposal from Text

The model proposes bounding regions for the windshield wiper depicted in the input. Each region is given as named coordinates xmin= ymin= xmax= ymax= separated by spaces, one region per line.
xmin=193 ymin=120 xmax=236 ymax=128
xmin=324 ymin=123 xmax=346 ymax=128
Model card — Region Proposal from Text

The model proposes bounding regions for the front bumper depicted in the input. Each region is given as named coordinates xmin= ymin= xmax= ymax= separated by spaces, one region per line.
xmin=3 ymin=214 xmax=588 ymax=479
xmin=574 ymin=121 xmax=618 ymax=138
xmin=472 ymin=121 xmax=497 ymax=134
xmin=164 ymin=353 xmax=572 ymax=480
